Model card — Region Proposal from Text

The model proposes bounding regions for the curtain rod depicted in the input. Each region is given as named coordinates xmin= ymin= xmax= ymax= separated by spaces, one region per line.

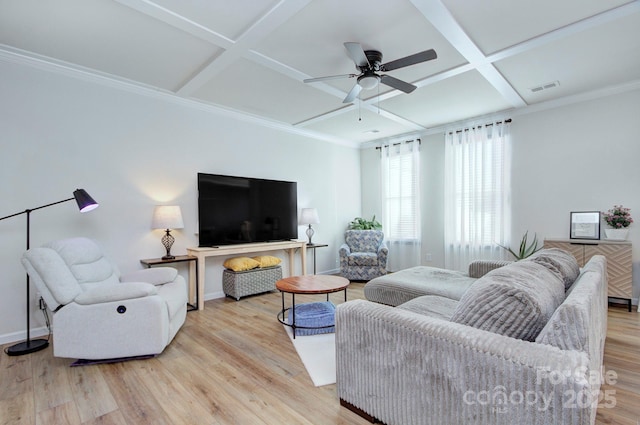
xmin=375 ymin=139 xmax=421 ymax=150
xmin=448 ymin=118 xmax=512 ymax=135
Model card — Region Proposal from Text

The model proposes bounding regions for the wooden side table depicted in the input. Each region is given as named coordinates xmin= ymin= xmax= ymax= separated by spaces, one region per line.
xmin=140 ymin=255 xmax=199 ymax=311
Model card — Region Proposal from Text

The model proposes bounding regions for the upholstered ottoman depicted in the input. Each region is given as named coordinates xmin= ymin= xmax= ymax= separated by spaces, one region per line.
xmin=223 ymin=265 xmax=282 ymax=300
xmin=287 ymin=301 xmax=336 ymax=336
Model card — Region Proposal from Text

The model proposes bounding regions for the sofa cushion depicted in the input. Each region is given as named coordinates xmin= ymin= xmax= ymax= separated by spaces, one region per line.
xmin=450 ymin=261 xmax=565 ymax=341
xmin=22 ymin=247 xmax=82 ymax=309
xmin=364 ymin=266 xmax=477 ymax=306
xmin=44 ymin=238 xmax=120 ymax=290
xmin=396 ymin=295 xmax=458 ymax=321
xmin=526 ymin=248 xmax=580 ymax=290
xmin=348 ymin=252 xmax=379 ymax=266
xmin=536 ymin=256 xmax=607 ymax=362
xmin=345 ymin=230 xmax=384 ymax=253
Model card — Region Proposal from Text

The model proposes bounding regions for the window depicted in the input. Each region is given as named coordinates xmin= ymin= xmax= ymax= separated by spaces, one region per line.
xmin=444 ymin=121 xmax=511 ymax=271
xmin=380 ymin=140 xmax=421 ymax=270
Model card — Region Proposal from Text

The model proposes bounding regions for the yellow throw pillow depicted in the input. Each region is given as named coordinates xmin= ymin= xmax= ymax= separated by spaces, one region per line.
xmin=223 ymin=257 xmax=260 ymax=272
xmin=252 ymin=255 xmax=282 ymax=268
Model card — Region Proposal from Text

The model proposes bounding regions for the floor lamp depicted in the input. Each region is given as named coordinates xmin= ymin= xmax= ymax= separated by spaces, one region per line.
xmin=1 ymin=189 xmax=99 ymax=356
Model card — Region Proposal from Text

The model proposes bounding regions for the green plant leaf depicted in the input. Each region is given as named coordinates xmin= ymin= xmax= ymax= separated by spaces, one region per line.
xmin=499 ymin=231 xmax=542 ymax=260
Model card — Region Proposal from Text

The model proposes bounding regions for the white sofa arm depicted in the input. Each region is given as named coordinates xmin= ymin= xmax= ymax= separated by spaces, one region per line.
xmin=336 ymin=300 xmax=597 ymax=425
xmin=120 ymin=267 xmax=178 ymax=286
xmin=74 ymin=282 xmax=156 ymax=305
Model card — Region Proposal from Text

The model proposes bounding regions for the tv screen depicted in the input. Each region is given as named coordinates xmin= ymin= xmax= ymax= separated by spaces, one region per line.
xmin=197 ymin=173 xmax=298 ymax=247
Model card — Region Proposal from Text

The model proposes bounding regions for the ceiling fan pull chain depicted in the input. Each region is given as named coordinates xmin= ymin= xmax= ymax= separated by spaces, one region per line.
xmin=358 ymin=96 xmax=362 ymax=122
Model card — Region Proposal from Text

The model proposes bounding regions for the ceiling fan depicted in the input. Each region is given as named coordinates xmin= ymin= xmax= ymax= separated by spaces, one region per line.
xmin=304 ymin=42 xmax=437 ymax=104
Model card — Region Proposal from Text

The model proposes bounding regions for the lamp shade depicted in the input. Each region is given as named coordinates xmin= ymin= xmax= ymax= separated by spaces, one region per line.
xmin=299 ymin=208 xmax=320 ymax=225
xmin=73 ymin=189 xmax=99 ymax=213
xmin=152 ymin=205 xmax=184 ymax=230
xmin=358 ymin=74 xmax=380 ymax=90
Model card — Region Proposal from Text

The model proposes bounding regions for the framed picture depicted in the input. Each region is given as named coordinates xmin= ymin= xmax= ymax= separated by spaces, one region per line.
xmin=570 ymin=211 xmax=600 ymax=240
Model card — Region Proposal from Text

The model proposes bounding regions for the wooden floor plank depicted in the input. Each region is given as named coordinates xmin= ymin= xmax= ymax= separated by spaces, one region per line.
xmin=0 ymin=391 xmax=34 ymax=425
xmin=35 ymin=401 xmax=81 ymax=425
xmin=65 ymin=362 xmax=118 ymax=423
xmin=1 ymin=282 xmax=638 ymax=424
xmin=31 ymin=347 xmax=74 ymax=413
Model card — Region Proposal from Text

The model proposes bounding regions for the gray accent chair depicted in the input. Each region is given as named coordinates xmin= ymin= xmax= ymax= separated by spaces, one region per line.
xmin=339 ymin=229 xmax=388 ymax=281
xmin=22 ymin=237 xmax=187 ymax=360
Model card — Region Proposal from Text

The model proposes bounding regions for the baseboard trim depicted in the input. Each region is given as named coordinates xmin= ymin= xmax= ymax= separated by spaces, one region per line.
xmin=0 ymin=326 xmax=49 ymax=346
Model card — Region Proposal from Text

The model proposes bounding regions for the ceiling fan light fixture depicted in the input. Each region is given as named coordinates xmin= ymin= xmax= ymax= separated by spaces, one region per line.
xmin=358 ymin=74 xmax=380 ymax=90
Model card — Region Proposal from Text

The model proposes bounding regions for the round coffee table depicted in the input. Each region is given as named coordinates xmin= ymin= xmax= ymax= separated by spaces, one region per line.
xmin=276 ymin=275 xmax=349 ymax=338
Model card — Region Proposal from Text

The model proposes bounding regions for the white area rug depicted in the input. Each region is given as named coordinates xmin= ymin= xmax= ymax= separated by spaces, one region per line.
xmin=283 ymin=325 xmax=336 ymax=387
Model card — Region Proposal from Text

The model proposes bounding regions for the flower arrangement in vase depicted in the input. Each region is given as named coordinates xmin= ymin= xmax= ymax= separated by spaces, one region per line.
xmin=602 ymin=205 xmax=633 ymax=240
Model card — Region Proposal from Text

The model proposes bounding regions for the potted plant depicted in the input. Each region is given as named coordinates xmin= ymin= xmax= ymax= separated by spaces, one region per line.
xmin=499 ymin=231 xmax=542 ymax=260
xmin=602 ymin=205 xmax=633 ymax=240
xmin=348 ymin=215 xmax=382 ymax=230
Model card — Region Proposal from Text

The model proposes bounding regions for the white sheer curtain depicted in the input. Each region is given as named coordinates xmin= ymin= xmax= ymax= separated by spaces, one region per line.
xmin=380 ymin=140 xmax=421 ymax=272
xmin=444 ymin=120 xmax=511 ymax=271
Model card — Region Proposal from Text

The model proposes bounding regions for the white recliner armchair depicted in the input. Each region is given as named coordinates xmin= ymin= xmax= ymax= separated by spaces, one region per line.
xmin=21 ymin=237 xmax=187 ymax=360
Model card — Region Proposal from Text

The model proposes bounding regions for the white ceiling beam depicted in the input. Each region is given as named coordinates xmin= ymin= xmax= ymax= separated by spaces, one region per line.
xmin=176 ymin=0 xmax=311 ymax=96
xmin=246 ymin=50 xmax=349 ymax=100
xmin=409 ymin=0 xmax=526 ymax=108
xmin=112 ymin=0 xmax=234 ymax=48
xmin=487 ymin=0 xmax=640 ymax=64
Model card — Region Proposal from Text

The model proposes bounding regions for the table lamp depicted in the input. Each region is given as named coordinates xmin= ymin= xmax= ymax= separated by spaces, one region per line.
xmin=299 ymin=208 xmax=320 ymax=244
xmin=152 ymin=205 xmax=184 ymax=260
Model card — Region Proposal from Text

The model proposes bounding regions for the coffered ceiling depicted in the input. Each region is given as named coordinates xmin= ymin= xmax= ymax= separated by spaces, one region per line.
xmin=1 ymin=0 xmax=639 ymax=146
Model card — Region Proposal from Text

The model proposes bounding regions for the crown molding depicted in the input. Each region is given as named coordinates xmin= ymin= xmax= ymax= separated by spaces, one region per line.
xmin=0 ymin=45 xmax=359 ymax=149
xmin=361 ymin=79 xmax=640 ymax=149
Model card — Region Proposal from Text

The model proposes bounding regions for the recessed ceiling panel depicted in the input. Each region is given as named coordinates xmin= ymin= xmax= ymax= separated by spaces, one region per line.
xmin=495 ymin=12 xmax=640 ymax=104
xmin=442 ymin=0 xmax=632 ymax=54
xmin=191 ymin=58 xmax=346 ymax=124
xmin=151 ymin=0 xmax=279 ymax=40
xmin=255 ymin=0 xmax=467 ymax=92
xmin=381 ymin=70 xmax=514 ymax=128
xmin=0 ymin=0 xmax=220 ymax=91
xmin=302 ymin=107 xmax=419 ymax=144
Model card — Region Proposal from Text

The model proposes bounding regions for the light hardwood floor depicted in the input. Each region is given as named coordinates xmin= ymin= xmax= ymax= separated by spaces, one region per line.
xmin=1 ymin=282 xmax=639 ymax=425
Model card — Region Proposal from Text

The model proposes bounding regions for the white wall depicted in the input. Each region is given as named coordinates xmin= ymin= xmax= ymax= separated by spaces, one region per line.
xmin=0 ymin=59 xmax=361 ymax=343
xmin=511 ymin=89 xmax=640 ymax=303
xmin=361 ymin=88 xmax=640 ymax=303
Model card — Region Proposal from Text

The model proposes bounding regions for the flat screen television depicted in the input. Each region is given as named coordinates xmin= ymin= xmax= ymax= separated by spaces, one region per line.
xmin=197 ymin=173 xmax=298 ymax=247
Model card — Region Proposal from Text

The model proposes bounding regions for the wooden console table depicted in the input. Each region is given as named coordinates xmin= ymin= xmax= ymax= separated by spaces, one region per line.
xmin=544 ymin=238 xmax=633 ymax=311
xmin=187 ymin=241 xmax=307 ymax=310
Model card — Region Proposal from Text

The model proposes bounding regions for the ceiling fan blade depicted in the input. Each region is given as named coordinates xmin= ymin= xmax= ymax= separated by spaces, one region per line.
xmin=380 ymin=75 xmax=417 ymax=94
xmin=343 ymin=83 xmax=363 ymax=103
xmin=303 ymin=74 xmax=358 ymax=83
xmin=381 ymin=49 xmax=437 ymax=72
xmin=344 ymin=42 xmax=370 ymax=68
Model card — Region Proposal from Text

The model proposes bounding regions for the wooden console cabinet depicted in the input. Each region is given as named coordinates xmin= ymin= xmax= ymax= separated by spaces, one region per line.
xmin=543 ymin=239 xmax=633 ymax=311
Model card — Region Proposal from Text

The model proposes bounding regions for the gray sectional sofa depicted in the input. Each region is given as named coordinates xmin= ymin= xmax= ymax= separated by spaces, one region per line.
xmin=336 ymin=249 xmax=608 ymax=425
